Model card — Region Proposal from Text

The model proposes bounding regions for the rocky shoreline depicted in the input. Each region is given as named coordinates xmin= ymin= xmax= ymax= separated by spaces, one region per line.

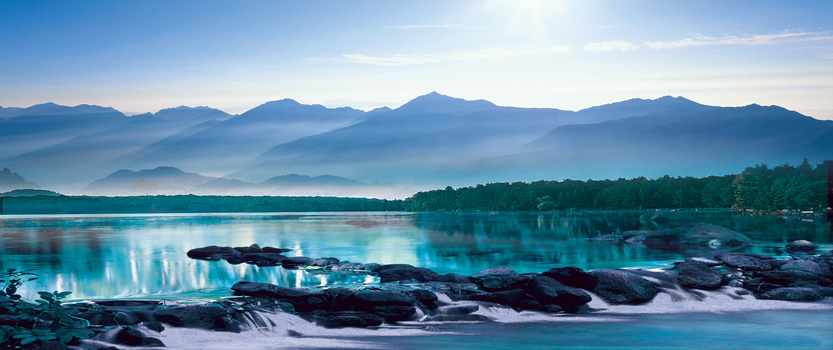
xmin=9 ymin=240 xmax=832 ymax=349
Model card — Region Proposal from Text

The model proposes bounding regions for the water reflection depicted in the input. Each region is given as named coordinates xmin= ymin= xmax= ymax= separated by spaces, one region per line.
xmin=0 ymin=212 xmax=829 ymax=300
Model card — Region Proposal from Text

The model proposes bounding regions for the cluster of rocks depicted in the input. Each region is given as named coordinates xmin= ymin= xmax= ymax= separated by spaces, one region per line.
xmin=55 ymin=241 xmax=827 ymax=348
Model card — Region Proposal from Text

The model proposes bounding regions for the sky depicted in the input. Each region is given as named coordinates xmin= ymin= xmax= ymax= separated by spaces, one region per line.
xmin=1 ymin=0 xmax=832 ymax=119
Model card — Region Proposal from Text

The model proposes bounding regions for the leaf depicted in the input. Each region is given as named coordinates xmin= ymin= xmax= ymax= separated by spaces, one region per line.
xmin=69 ymin=328 xmax=94 ymax=339
xmin=56 ymin=291 xmax=72 ymax=298
xmin=37 ymin=291 xmax=54 ymax=299
xmin=59 ymin=333 xmax=73 ymax=344
xmin=20 ymin=336 xmax=37 ymax=345
xmin=27 ymin=277 xmax=39 ymax=281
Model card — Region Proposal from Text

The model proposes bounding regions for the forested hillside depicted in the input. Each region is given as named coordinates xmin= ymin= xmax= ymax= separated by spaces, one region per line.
xmin=405 ymin=161 xmax=829 ymax=212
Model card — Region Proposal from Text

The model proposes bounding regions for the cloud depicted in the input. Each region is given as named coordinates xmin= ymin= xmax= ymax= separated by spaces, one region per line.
xmin=644 ymin=32 xmax=833 ymax=49
xmin=337 ymin=46 xmax=570 ymax=66
xmin=582 ymin=41 xmax=640 ymax=52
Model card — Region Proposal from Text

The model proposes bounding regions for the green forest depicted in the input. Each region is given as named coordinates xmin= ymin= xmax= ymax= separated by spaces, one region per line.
xmin=1 ymin=161 xmax=829 ymax=214
xmin=405 ymin=160 xmax=830 ymax=212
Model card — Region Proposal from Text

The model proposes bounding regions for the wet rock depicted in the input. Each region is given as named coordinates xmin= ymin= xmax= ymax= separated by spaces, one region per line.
xmin=588 ymin=269 xmax=659 ymax=305
xmin=241 ymin=252 xmax=287 ymax=266
xmin=780 ymin=260 xmax=830 ymax=276
xmin=425 ymin=314 xmax=491 ymax=322
xmin=786 ymin=240 xmax=819 ymax=252
xmin=626 ymin=223 xmax=751 ymax=252
xmin=759 ymin=287 xmax=824 ymax=301
xmin=348 ymin=290 xmax=416 ymax=308
xmin=677 ymin=259 xmax=723 ymax=290
xmin=541 ymin=266 xmax=596 ymax=290
xmin=322 ymin=287 xmax=356 ymax=311
xmin=742 ymin=278 xmax=782 ymax=294
xmin=408 ymin=289 xmax=439 ymax=309
xmin=262 ymin=246 xmax=293 ymax=254
xmin=525 ymin=276 xmax=592 ymax=312
xmin=716 ymin=253 xmax=774 ymax=271
xmin=114 ymin=328 xmax=165 ymax=347
xmin=230 ymin=281 xmax=326 ymax=312
xmin=475 ymin=274 xmax=530 ymax=292
xmin=281 ymin=256 xmax=314 ymax=269
xmin=186 ymin=245 xmax=240 ymax=260
xmin=313 ymin=257 xmax=340 ymax=267
xmin=34 ymin=341 xmax=69 ymax=350
xmin=233 ymin=244 xmax=262 ymax=254
xmin=314 ymin=311 xmax=384 ymax=328
xmin=470 ymin=268 xmax=518 ymax=280
xmin=442 ymin=305 xmax=479 ymax=315
xmin=372 ymin=264 xmax=440 ymax=283
xmin=469 ymin=288 xmax=533 ymax=309
xmin=435 ymin=273 xmax=472 ymax=284
xmin=756 ymin=270 xmax=832 ymax=287
xmin=154 ymin=304 xmax=229 ymax=330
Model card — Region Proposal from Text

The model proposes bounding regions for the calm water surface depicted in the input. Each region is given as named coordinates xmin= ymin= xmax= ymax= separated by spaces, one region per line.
xmin=0 ymin=211 xmax=829 ymax=300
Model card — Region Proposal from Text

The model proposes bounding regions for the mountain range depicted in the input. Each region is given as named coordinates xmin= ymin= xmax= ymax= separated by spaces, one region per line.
xmin=2 ymin=93 xmax=830 ymax=198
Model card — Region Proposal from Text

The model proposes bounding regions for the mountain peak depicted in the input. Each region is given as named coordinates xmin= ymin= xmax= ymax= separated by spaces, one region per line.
xmin=396 ymin=92 xmax=498 ymax=116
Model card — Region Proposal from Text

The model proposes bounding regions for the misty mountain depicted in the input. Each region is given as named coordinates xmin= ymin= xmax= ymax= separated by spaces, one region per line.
xmin=479 ymin=103 xmax=833 ymax=180
xmin=262 ymin=174 xmax=366 ymax=187
xmin=235 ymin=93 xmax=705 ymax=184
xmin=0 ymin=168 xmax=40 ymax=192
xmin=0 ymin=106 xmax=24 ymax=119
xmin=83 ymin=166 xmax=215 ymax=195
xmin=120 ymin=99 xmax=368 ymax=175
xmin=1 ymin=189 xmax=62 ymax=197
xmin=131 ymin=105 xmax=233 ymax=123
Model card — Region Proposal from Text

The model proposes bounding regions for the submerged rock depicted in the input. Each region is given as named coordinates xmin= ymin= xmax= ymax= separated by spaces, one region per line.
xmin=372 ymin=264 xmax=440 ymax=283
xmin=786 ymin=240 xmax=819 ymax=252
xmin=588 ymin=269 xmax=659 ymax=305
xmin=624 ymin=223 xmax=751 ymax=252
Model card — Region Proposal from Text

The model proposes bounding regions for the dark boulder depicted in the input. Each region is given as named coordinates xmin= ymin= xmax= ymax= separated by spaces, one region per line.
xmin=756 ymin=270 xmax=832 ymax=287
xmin=322 ymin=287 xmax=356 ymax=311
xmin=233 ymin=244 xmax=262 ymax=254
xmin=780 ymin=260 xmax=830 ymax=276
xmin=114 ymin=328 xmax=165 ymax=347
xmin=314 ymin=312 xmax=384 ymax=328
xmin=153 ymin=304 xmax=229 ymax=330
xmin=241 ymin=252 xmax=287 ymax=266
xmin=348 ymin=290 xmax=416 ymax=308
xmin=230 ymin=281 xmax=326 ymax=312
xmin=435 ymin=273 xmax=472 ymax=283
xmin=186 ymin=246 xmax=240 ymax=260
xmin=676 ymin=259 xmax=723 ymax=290
xmin=625 ymin=223 xmax=751 ymax=252
xmin=525 ymin=276 xmax=592 ymax=312
xmin=475 ymin=274 xmax=531 ymax=292
xmin=372 ymin=264 xmax=440 ymax=283
xmin=281 ymin=256 xmax=314 ymax=269
xmin=425 ymin=314 xmax=491 ymax=322
xmin=541 ymin=266 xmax=596 ymax=290
xmin=588 ymin=269 xmax=659 ymax=305
xmin=786 ymin=240 xmax=819 ymax=252
xmin=470 ymin=267 xmax=518 ymax=280
xmin=742 ymin=278 xmax=783 ymax=294
xmin=312 ymin=257 xmax=340 ymax=267
xmin=262 ymin=246 xmax=293 ymax=254
xmin=408 ymin=289 xmax=439 ymax=309
xmin=716 ymin=253 xmax=774 ymax=271
xmin=469 ymin=288 xmax=535 ymax=309
xmin=759 ymin=287 xmax=824 ymax=302
xmin=443 ymin=305 xmax=479 ymax=315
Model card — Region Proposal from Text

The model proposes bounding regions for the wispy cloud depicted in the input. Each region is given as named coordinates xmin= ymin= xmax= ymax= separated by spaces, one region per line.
xmin=644 ymin=32 xmax=832 ymax=49
xmin=582 ymin=41 xmax=640 ymax=52
xmin=337 ymin=46 xmax=570 ymax=66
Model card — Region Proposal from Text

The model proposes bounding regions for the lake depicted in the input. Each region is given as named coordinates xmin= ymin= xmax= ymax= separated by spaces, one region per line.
xmin=1 ymin=211 xmax=831 ymax=348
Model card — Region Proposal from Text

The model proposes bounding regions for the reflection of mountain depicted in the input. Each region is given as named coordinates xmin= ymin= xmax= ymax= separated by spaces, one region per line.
xmin=2 ymin=93 xmax=831 ymax=196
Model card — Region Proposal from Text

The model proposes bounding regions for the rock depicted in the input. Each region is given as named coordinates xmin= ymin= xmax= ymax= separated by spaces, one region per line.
xmin=322 ymin=287 xmax=356 ymax=311
xmin=186 ymin=245 xmax=240 ymax=260
xmin=525 ymin=276 xmax=592 ymax=312
xmin=425 ymin=314 xmax=491 ymax=322
xmin=114 ymin=328 xmax=165 ymax=347
xmin=372 ymin=264 xmax=440 ymax=283
xmin=756 ymin=270 xmax=832 ymax=287
xmin=475 ymin=274 xmax=530 ymax=292
xmin=626 ymin=223 xmax=751 ymax=251
xmin=262 ymin=246 xmax=293 ymax=254
xmin=408 ymin=289 xmax=439 ymax=309
xmin=780 ymin=260 xmax=830 ymax=276
xmin=348 ymin=290 xmax=416 ymax=308
xmin=313 ymin=257 xmax=340 ymax=267
xmin=314 ymin=312 xmax=384 ymax=328
xmin=786 ymin=240 xmax=819 ymax=252
xmin=469 ymin=288 xmax=533 ymax=309
xmin=281 ymin=256 xmax=314 ymax=269
xmin=33 ymin=341 xmax=69 ymax=350
xmin=588 ymin=269 xmax=660 ymax=305
xmin=742 ymin=278 xmax=782 ymax=294
xmin=230 ymin=281 xmax=326 ymax=312
xmin=435 ymin=273 xmax=472 ymax=283
xmin=470 ymin=268 xmax=518 ymax=280
xmin=153 ymin=304 xmax=229 ymax=330
xmin=442 ymin=305 xmax=479 ymax=315
xmin=233 ymin=244 xmax=262 ymax=253
xmin=687 ymin=257 xmax=723 ymax=266
xmin=716 ymin=253 xmax=774 ymax=271
xmin=759 ymin=287 xmax=824 ymax=301
xmin=541 ymin=267 xmax=596 ymax=290
xmin=676 ymin=259 xmax=723 ymax=290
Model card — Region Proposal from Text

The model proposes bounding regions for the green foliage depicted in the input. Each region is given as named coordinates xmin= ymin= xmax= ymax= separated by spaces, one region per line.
xmin=0 ymin=269 xmax=94 ymax=347
xmin=406 ymin=160 xmax=828 ymax=212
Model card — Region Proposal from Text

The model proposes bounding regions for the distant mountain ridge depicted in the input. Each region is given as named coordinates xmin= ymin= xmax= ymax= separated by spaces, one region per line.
xmin=1 ymin=93 xmax=830 ymax=198
xmin=0 ymin=168 xmax=40 ymax=192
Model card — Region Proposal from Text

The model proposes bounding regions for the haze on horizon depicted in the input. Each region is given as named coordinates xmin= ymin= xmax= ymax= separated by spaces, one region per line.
xmin=1 ymin=0 xmax=832 ymax=119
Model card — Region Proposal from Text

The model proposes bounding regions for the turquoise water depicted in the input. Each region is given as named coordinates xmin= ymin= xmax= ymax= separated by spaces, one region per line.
xmin=0 ymin=211 xmax=829 ymax=300
xmin=1 ymin=211 xmax=831 ymax=349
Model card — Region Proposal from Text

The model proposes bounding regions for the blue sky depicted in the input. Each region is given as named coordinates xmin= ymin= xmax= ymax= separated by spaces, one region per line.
xmin=1 ymin=0 xmax=831 ymax=118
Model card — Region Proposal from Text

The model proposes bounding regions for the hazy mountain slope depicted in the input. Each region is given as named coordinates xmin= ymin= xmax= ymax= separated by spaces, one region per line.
xmin=479 ymin=104 xmax=833 ymax=180
xmin=83 ymin=166 xmax=216 ymax=195
xmin=0 ymin=168 xmax=40 ymax=192
xmin=0 ymin=106 xmax=24 ymax=119
xmin=131 ymin=105 xmax=233 ymax=123
xmin=125 ymin=99 xmax=368 ymax=175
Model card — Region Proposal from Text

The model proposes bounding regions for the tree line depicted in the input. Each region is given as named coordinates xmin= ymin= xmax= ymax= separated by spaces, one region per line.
xmin=405 ymin=160 xmax=829 ymax=212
